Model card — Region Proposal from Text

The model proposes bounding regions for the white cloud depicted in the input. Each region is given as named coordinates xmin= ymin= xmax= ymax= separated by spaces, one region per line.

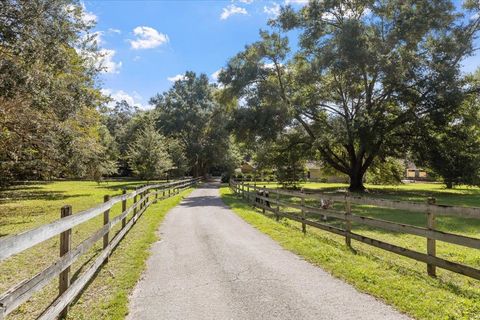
xmin=101 ymin=89 xmax=151 ymax=109
xmin=211 ymin=69 xmax=222 ymax=82
xmin=220 ymin=5 xmax=248 ymax=20
xmin=82 ymin=11 xmax=97 ymax=25
xmin=97 ymin=49 xmax=122 ymax=74
xmin=91 ymin=31 xmax=104 ymax=45
xmin=321 ymin=6 xmax=371 ymax=21
xmin=76 ymin=47 xmax=121 ymax=74
xmin=108 ymin=28 xmax=121 ymax=34
xmin=264 ymin=62 xmax=275 ymax=69
xmin=284 ymin=0 xmax=309 ymax=5
xmin=65 ymin=3 xmax=97 ymax=26
xmin=238 ymin=0 xmax=254 ymax=3
xmin=264 ymin=2 xmax=281 ymax=17
xmin=133 ymin=55 xmax=141 ymax=61
xmin=130 ymin=26 xmax=169 ymax=50
xmin=167 ymin=74 xmax=187 ymax=82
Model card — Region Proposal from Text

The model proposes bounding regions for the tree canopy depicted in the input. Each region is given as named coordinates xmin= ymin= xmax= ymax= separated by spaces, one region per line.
xmin=1 ymin=0 xmax=479 ymax=189
xmin=126 ymin=124 xmax=173 ymax=180
xmin=220 ymin=0 xmax=480 ymax=191
xmin=151 ymin=71 xmax=236 ymax=176
xmin=0 ymin=0 xmax=109 ymax=185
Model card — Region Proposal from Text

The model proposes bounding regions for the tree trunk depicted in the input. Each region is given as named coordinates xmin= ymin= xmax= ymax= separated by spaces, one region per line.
xmin=349 ymin=168 xmax=366 ymax=192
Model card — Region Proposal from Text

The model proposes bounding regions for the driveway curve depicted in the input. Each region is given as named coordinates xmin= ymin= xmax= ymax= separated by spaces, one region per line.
xmin=127 ymin=182 xmax=410 ymax=320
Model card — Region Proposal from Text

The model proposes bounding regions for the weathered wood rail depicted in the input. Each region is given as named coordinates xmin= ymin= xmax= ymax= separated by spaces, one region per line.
xmin=0 ymin=178 xmax=200 ymax=320
xmin=230 ymin=180 xmax=480 ymax=281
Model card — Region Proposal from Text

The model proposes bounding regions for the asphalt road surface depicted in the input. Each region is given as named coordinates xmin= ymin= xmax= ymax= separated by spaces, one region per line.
xmin=127 ymin=182 xmax=410 ymax=320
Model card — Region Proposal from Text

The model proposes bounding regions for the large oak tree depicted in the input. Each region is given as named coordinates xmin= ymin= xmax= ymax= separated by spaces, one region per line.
xmin=151 ymin=71 xmax=232 ymax=176
xmin=220 ymin=0 xmax=480 ymax=191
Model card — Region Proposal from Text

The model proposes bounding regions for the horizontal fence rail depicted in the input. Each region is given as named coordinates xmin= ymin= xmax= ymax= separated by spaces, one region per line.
xmin=0 ymin=178 xmax=201 ymax=320
xmin=230 ymin=180 xmax=480 ymax=281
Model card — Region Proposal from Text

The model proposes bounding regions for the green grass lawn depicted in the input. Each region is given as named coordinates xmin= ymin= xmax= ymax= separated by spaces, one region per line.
xmin=0 ymin=180 xmax=193 ymax=320
xmin=221 ymin=184 xmax=480 ymax=320
xmin=246 ymin=181 xmax=480 ymax=207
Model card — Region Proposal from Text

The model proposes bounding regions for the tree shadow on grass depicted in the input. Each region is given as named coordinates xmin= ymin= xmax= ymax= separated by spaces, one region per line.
xmin=303 ymin=185 xmax=480 ymax=207
xmin=0 ymin=191 xmax=92 ymax=204
xmin=68 ymin=212 xmax=141 ymax=309
xmin=97 ymin=181 xmax=168 ymax=192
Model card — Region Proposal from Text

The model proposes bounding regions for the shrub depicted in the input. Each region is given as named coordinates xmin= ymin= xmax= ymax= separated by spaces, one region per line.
xmin=366 ymin=158 xmax=405 ymax=185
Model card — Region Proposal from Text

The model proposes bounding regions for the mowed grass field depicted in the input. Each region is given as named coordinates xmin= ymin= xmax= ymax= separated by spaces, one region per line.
xmin=0 ymin=180 xmax=193 ymax=320
xmin=222 ymin=182 xmax=480 ymax=320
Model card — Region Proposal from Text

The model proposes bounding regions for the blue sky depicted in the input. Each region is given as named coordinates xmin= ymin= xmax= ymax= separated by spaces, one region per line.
xmin=83 ymin=0 xmax=480 ymax=109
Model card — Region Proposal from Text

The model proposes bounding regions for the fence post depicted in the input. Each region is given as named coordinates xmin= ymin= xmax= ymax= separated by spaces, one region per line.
xmin=155 ymin=187 xmax=158 ymax=203
xmin=134 ymin=188 xmax=138 ymax=216
xmin=59 ymin=205 xmax=72 ymax=319
xmin=427 ymin=197 xmax=437 ymax=277
xmin=262 ymin=186 xmax=266 ymax=214
xmin=244 ymin=183 xmax=247 ymax=200
xmin=264 ymin=186 xmax=271 ymax=211
xmin=345 ymin=193 xmax=352 ymax=249
xmin=143 ymin=187 xmax=147 ymax=207
xmin=122 ymin=189 xmax=127 ymax=229
xmin=103 ymin=195 xmax=110 ymax=263
xmin=275 ymin=191 xmax=280 ymax=221
xmin=301 ymin=188 xmax=306 ymax=234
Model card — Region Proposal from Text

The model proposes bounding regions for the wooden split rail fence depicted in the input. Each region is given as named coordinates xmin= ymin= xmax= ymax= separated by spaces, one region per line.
xmin=230 ymin=180 xmax=480 ymax=281
xmin=0 ymin=178 xmax=201 ymax=320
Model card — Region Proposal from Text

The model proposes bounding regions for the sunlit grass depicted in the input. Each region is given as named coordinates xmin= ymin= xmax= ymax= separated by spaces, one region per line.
xmin=244 ymin=181 xmax=480 ymax=207
xmin=0 ymin=180 xmax=192 ymax=320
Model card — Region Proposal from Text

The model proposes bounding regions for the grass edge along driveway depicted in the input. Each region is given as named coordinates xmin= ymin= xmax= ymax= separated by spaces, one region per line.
xmin=67 ymin=188 xmax=194 ymax=320
xmin=4 ymin=187 xmax=194 ymax=320
xmin=219 ymin=187 xmax=480 ymax=320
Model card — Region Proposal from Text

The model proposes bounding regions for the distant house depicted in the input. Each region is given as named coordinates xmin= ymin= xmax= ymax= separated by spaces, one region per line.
xmin=305 ymin=161 xmax=349 ymax=183
xmin=305 ymin=161 xmax=323 ymax=180
xmin=405 ymin=161 xmax=428 ymax=180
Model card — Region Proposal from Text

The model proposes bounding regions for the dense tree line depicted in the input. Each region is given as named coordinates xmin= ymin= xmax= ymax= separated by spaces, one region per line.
xmin=0 ymin=1 xmax=239 ymax=186
xmin=2 ymin=0 xmax=480 ymax=190
xmin=0 ymin=0 xmax=114 ymax=186
xmin=102 ymin=72 xmax=240 ymax=181
xmin=219 ymin=0 xmax=480 ymax=191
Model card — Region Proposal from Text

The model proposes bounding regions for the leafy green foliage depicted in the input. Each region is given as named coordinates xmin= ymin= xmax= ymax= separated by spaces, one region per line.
xmin=413 ymin=72 xmax=480 ymax=188
xmin=0 ymin=0 xmax=110 ymax=186
xmin=365 ymin=157 xmax=405 ymax=185
xmin=126 ymin=124 xmax=173 ymax=180
xmin=254 ymin=129 xmax=311 ymax=188
xmin=220 ymin=0 xmax=480 ymax=191
xmin=151 ymin=71 xmax=234 ymax=176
